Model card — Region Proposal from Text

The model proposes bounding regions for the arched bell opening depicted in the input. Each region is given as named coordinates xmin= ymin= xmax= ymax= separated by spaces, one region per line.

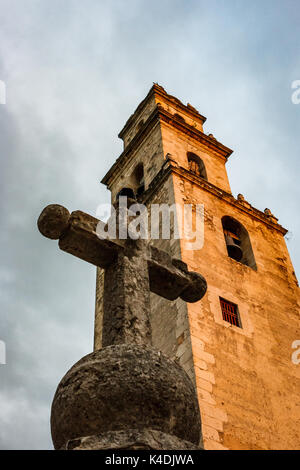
xmin=221 ymin=216 xmax=257 ymax=270
xmin=187 ymin=152 xmax=207 ymax=181
xmin=116 ymin=187 xmax=136 ymax=200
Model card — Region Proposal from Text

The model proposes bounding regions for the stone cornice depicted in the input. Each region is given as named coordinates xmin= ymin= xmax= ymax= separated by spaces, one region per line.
xmin=101 ymin=108 xmax=161 ymax=188
xmin=158 ymin=105 xmax=233 ymax=161
xmin=102 ymin=105 xmax=233 ymax=187
xmin=118 ymin=83 xmax=207 ymax=140
xmin=140 ymin=158 xmax=287 ymax=236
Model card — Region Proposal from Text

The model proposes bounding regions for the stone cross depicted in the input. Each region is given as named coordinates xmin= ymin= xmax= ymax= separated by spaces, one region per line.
xmin=38 ymin=203 xmax=207 ymax=348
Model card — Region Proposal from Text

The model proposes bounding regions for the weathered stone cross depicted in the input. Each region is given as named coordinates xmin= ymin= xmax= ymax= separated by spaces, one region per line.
xmin=38 ymin=202 xmax=207 ymax=348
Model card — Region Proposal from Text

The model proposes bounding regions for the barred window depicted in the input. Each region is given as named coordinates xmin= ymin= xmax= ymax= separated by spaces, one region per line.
xmin=220 ymin=297 xmax=241 ymax=327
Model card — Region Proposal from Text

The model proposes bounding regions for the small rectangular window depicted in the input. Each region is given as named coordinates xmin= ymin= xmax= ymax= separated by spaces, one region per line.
xmin=220 ymin=297 xmax=241 ymax=328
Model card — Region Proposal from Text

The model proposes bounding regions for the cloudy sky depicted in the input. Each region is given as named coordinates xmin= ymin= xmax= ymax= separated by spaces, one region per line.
xmin=0 ymin=0 xmax=299 ymax=449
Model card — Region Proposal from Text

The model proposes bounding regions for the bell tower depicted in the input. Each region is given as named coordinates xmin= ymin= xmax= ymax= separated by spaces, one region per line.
xmin=95 ymin=84 xmax=300 ymax=450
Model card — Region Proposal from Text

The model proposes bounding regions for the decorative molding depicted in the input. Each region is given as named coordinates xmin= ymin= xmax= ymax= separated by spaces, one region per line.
xmin=102 ymin=104 xmax=232 ymax=188
xmin=140 ymin=158 xmax=287 ymax=236
xmin=118 ymin=83 xmax=207 ymax=140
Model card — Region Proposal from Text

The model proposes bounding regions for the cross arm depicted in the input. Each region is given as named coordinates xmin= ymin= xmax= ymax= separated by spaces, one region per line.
xmin=37 ymin=204 xmax=120 ymax=268
xmin=37 ymin=204 xmax=207 ymax=304
xmin=148 ymin=246 xmax=207 ymax=303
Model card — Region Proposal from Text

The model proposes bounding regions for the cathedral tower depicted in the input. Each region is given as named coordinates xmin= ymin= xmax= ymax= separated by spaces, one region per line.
xmin=95 ymin=84 xmax=300 ymax=450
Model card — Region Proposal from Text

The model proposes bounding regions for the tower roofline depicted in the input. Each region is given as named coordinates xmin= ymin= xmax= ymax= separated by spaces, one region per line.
xmin=102 ymin=103 xmax=233 ymax=188
xmin=118 ymin=83 xmax=207 ymax=140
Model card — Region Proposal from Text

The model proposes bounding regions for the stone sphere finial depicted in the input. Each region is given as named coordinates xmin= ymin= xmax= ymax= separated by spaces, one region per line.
xmin=37 ymin=204 xmax=70 ymax=240
xmin=237 ymin=193 xmax=245 ymax=201
xmin=208 ymin=133 xmax=217 ymax=140
xmin=264 ymin=208 xmax=272 ymax=216
xmin=51 ymin=345 xmax=201 ymax=450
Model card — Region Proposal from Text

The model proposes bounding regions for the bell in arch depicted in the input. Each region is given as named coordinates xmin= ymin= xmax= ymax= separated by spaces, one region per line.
xmin=224 ymin=231 xmax=243 ymax=262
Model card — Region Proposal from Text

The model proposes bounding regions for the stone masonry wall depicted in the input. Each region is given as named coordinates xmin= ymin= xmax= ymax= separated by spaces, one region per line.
xmin=160 ymin=121 xmax=231 ymax=194
xmin=110 ymin=123 xmax=164 ymax=203
xmin=172 ymin=172 xmax=300 ymax=450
